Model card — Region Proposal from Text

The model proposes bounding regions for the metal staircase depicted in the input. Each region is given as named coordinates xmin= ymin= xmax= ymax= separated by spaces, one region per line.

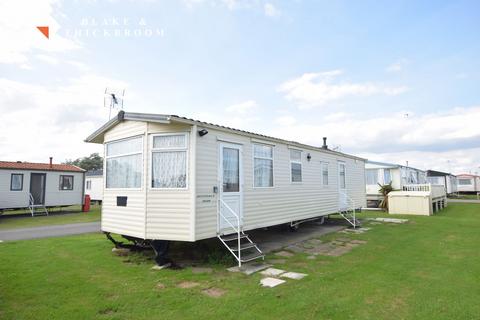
xmin=338 ymin=191 xmax=360 ymax=228
xmin=217 ymin=199 xmax=264 ymax=267
xmin=28 ymin=193 xmax=48 ymax=217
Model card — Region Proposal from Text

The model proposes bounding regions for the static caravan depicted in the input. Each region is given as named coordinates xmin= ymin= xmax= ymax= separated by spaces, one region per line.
xmin=0 ymin=159 xmax=85 ymax=216
xmin=85 ymin=111 xmax=366 ymax=266
xmin=366 ymin=160 xmax=426 ymax=205
xmin=426 ymin=170 xmax=458 ymax=195
xmin=456 ymin=174 xmax=480 ymax=193
xmin=85 ymin=169 xmax=104 ymax=203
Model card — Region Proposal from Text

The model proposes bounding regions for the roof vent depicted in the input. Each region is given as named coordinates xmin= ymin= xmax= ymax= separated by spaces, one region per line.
xmin=49 ymin=157 xmax=53 ymax=168
xmin=322 ymin=137 xmax=328 ymax=149
xmin=16 ymin=161 xmax=22 ymax=163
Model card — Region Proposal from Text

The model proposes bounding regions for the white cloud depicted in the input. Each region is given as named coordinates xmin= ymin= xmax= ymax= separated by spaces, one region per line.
xmin=386 ymin=58 xmax=409 ymax=73
xmin=0 ymin=0 xmax=81 ymax=66
xmin=267 ymin=106 xmax=480 ymax=173
xmin=0 ymin=74 xmax=128 ymax=162
xmin=279 ymin=70 xmax=408 ymax=109
xmin=264 ymin=3 xmax=281 ymax=17
xmin=275 ymin=115 xmax=296 ymax=126
xmin=226 ymin=100 xmax=257 ymax=114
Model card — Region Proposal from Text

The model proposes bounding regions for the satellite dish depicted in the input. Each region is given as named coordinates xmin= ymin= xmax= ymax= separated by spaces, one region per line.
xmin=104 ymin=87 xmax=125 ymax=119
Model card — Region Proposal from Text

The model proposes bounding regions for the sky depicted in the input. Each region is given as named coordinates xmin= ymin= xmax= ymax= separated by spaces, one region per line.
xmin=0 ymin=0 xmax=479 ymax=174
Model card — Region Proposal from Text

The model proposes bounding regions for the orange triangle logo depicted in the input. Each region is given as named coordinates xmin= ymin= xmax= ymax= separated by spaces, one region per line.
xmin=36 ymin=26 xmax=49 ymax=39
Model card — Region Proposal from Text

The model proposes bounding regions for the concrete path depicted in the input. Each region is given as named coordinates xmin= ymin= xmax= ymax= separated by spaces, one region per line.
xmin=249 ymin=220 xmax=346 ymax=254
xmin=0 ymin=222 xmax=101 ymax=241
xmin=448 ymin=199 xmax=480 ymax=204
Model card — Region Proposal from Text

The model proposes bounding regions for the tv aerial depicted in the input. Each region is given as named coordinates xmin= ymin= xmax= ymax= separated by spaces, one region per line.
xmin=104 ymin=87 xmax=125 ymax=119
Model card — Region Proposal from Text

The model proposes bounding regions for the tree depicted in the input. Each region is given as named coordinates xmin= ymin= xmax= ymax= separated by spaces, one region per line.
xmin=378 ymin=183 xmax=394 ymax=211
xmin=64 ymin=153 xmax=103 ymax=171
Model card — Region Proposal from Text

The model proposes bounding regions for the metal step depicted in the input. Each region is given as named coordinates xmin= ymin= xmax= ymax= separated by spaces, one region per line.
xmin=229 ymin=242 xmax=257 ymax=251
xmin=220 ymin=233 xmax=248 ymax=242
xmin=240 ymin=251 xmax=265 ymax=263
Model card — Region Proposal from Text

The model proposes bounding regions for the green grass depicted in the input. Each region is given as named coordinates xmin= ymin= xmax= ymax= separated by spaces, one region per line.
xmin=0 ymin=205 xmax=101 ymax=230
xmin=1 ymin=203 xmax=480 ymax=319
xmin=450 ymin=194 xmax=480 ymax=200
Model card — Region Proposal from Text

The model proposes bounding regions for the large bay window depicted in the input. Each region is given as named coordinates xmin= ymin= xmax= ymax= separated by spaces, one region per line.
xmin=253 ymin=144 xmax=273 ymax=187
xmin=151 ymin=133 xmax=188 ymax=189
xmin=106 ymin=136 xmax=143 ymax=188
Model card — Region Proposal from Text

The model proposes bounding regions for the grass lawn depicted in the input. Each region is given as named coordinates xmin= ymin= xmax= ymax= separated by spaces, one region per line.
xmin=450 ymin=194 xmax=480 ymax=200
xmin=0 ymin=205 xmax=101 ymax=230
xmin=0 ymin=203 xmax=479 ymax=319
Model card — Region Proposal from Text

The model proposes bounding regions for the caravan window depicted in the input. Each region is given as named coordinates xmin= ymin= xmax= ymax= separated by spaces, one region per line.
xmin=383 ymin=169 xmax=392 ymax=184
xmin=366 ymin=169 xmax=378 ymax=185
xmin=10 ymin=174 xmax=23 ymax=191
xmin=290 ymin=149 xmax=302 ymax=182
xmin=106 ymin=136 xmax=143 ymax=188
xmin=151 ymin=133 xmax=188 ymax=189
xmin=253 ymin=144 xmax=273 ymax=187
xmin=459 ymin=179 xmax=472 ymax=185
xmin=86 ymin=180 xmax=92 ymax=190
xmin=322 ymin=162 xmax=329 ymax=186
xmin=60 ymin=175 xmax=74 ymax=190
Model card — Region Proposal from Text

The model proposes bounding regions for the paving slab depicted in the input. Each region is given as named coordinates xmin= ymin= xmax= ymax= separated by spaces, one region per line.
xmin=267 ymin=259 xmax=287 ymax=264
xmin=281 ymin=272 xmax=307 ymax=280
xmin=260 ymin=277 xmax=286 ymax=288
xmin=368 ymin=218 xmax=408 ymax=224
xmin=260 ymin=268 xmax=286 ymax=277
xmin=275 ymin=250 xmax=294 ymax=257
xmin=227 ymin=262 xmax=272 ymax=275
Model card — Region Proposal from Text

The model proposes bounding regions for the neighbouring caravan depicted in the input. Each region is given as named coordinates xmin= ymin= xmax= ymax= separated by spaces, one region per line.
xmin=365 ymin=160 xmax=426 ymax=205
xmin=426 ymin=170 xmax=458 ymax=195
xmin=456 ymin=174 xmax=480 ymax=193
xmin=85 ymin=111 xmax=366 ymax=266
xmin=85 ymin=169 xmax=103 ymax=203
xmin=0 ymin=159 xmax=85 ymax=216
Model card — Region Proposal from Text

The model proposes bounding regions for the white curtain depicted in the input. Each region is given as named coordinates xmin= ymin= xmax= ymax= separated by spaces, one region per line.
xmin=253 ymin=144 xmax=273 ymax=187
xmin=366 ymin=169 xmax=378 ymax=185
xmin=153 ymin=135 xmax=186 ymax=149
xmin=383 ymin=169 xmax=391 ymax=184
xmin=322 ymin=163 xmax=329 ymax=185
xmin=254 ymin=158 xmax=273 ymax=187
xmin=152 ymin=151 xmax=186 ymax=188
xmin=223 ymin=148 xmax=239 ymax=192
xmin=106 ymin=154 xmax=142 ymax=188
xmin=291 ymin=163 xmax=302 ymax=182
xmin=11 ymin=174 xmax=23 ymax=190
xmin=339 ymin=164 xmax=346 ymax=188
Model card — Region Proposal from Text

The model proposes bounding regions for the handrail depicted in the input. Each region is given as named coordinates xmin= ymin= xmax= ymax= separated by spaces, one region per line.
xmin=339 ymin=190 xmax=357 ymax=228
xmin=29 ymin=193 xmax=34 ymax=206
xmin=218 ymin=199 xmax=242 ymax=265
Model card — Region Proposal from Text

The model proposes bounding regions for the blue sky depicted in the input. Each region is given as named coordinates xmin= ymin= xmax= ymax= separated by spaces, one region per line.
xmin=0 ymin=0 xmax=479 ymax=174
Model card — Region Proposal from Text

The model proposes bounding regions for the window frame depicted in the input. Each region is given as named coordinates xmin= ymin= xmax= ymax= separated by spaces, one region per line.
xmin=252 ymin=143 xmax=274 ymax=189
xmin=86 ymin=180 xmax=91 ymax=190
xmin=321 ymin=162 xmax=329 ymax=186
xmin=458 ymin=178 xmax=472 ymax=186
xmin=59 ymin=175 xmax=74 ymax=191
xmin=383 ymin=169 xmax=392 ymax=185
xmin=149 ymin=132 xmax=189 ymax=190
xmin=289 ymin=148 xmax=303 ymax=183
xmin=105 ymin=135 xmax=144 ymax=190
xmin=10 ymin=173 xmax=24 ymax=191
xmin=339 ymin=162 xmax=347 ymax=189
xmin=366 ymin=169 xmax=379 ymax=185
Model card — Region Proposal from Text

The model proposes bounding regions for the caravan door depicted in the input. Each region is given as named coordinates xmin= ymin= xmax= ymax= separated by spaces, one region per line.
xmin=218 ymin=143 xmax=243 ymax=232
xmin=30 ymin=173 xmax=46 ymax=205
